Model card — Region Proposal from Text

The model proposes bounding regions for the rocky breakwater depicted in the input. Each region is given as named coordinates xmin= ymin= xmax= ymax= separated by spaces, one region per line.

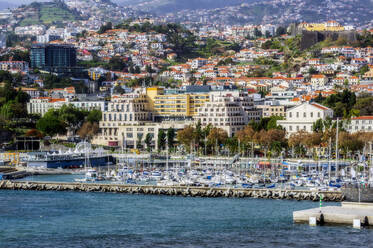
xmin=0 ymin=180 xmax=344 ymax=201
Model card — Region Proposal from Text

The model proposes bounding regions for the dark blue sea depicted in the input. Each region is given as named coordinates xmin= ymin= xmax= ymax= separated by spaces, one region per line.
xmin=0 ymin=190 xmax=372 ymax=248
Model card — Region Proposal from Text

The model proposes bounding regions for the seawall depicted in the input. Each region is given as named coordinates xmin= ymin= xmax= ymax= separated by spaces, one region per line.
xmin=0 ymin=180 xmax=344 ymax=201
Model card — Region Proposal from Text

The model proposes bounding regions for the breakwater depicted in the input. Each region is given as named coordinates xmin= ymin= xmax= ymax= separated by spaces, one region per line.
xmin=0 ymin=180 xmax=344 ymax=201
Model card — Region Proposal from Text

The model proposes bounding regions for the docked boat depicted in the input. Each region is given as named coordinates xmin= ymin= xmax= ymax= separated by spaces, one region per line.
xmin=24 ymin=142 xmax=114 ymax=169
xmin=75 ymin=169 xmax=99 ymax=182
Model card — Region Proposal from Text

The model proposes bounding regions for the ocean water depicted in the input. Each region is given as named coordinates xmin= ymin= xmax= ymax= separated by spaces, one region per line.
xmin=0 ymin=190 xmax=372 ymax=248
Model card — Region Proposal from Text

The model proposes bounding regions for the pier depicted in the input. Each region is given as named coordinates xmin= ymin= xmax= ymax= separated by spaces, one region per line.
xmin=0 ymin=180 xmax=343 ymax=201
xmin=293 ymin=202 xmax=373 ymax=227
xmin=0 ymin=167 xmax=31 ymax=180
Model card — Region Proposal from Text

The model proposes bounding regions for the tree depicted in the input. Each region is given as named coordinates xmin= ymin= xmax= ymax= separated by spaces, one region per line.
xmin=265 ymin=31 xmax=271 ymax=38
xmin=145 ymin=133 xmax=153 ymax=152
xmin=177 ymin=125 xmax=196 ymax=153
xmin=267 ymin=116 xmax=284 ymax=130
xmin=59 ymin=104 xmax=87 ymax=133
xmin=308 ymin=67 xmax=318 ymax=75
xmin=288 ymin=131 xmax=308 ymax=157
xmin=167 ymin=128 xmax=176 ymax=152
xmin=207 ymin=128 xmax=228 ymax=154
xmin=275 ymin=26 xmax=286 ymax=37
xmin=254 ymin=28 xmax=262 ymax=37
xmin=236 ymin=125 xmax=256 ymax=146
xmin=257 ymin=129 xmax=286 ymax=157
xmin=86 ymin=109 xmax=102 ymax=123
xmin=113 ymin=85 xmax=125 ymax=94
xmin=25 ymin=129 xmax=43 ymax=138
xmin=36 ymin=110 xmax=66 ymax=137
xmin=77 ymin=122 xmax=99 ymax=140
xmin=98 ymin=22 xmax=112 ymax=34
xmin=157 ymin=129 xmax=166 ymax=151
xmin=136 ymin=133 xmax=143 ymax=149
xmin=353 ymin=95 xmax=373 ymax=116
xmin=339 ymin=132 xmax=364 ymax=158
xmin=313 ymin=119 xmax=324 ymax=133
xmin=106 ymin=56 xmax=127 ymax=71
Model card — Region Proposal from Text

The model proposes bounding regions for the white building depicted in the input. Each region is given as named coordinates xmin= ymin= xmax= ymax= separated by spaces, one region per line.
xmin=277 ymin=102 xmax=334 ymax=135
xmin=27 ymin=98 xmax=107 ymax=116
xmin=195 ymin=91 xmax=261 ymax=137
xmin=92 ymin=93 xmax=152 ymax=147
xmin=347 ymin=116 xmax=373 ymax=133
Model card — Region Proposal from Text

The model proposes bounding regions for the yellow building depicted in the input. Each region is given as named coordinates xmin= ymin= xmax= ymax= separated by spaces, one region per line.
xmin=301 ymin=21 xmax=345 ymax=32
xmin=146 ymin=87 xmax=209 ymax=117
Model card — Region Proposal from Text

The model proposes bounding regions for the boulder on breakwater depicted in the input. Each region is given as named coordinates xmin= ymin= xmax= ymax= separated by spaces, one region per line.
xmin=0 ymin=180 xmax=345 ymax=202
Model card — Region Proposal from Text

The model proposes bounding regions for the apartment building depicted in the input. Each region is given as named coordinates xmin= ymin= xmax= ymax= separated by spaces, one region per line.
xmin=93 ymin=93 xmax=152 ymax=147
xmin=27 ymin=97 xmax=107 ymax=116
xmin=256 ymin=104 xmax=286 ymax=118
xmin=195 ymin=91 xmax=261 ymax=137
xmin=311 ymin=74 xmax=328 ymax=88
xmin=146 ymin=87 xmax=209 ymax=119
xmin=0 ymin=61 xmax=29 ymax=72
xmin=347 ymin=116 xmax=373 ymax=133
xmin=117 ymin=120 xmax=193 ymax=149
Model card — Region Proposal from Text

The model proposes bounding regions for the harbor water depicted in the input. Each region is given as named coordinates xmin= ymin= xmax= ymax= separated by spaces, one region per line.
xmin=1 ymin=190 xmax=372 ymax=247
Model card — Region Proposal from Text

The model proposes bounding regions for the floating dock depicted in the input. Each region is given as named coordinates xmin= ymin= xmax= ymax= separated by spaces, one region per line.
xmin=293 ymin=202 xmax=373 ymax=227
xmin=0 ymin=180 xmax=344 ymax=201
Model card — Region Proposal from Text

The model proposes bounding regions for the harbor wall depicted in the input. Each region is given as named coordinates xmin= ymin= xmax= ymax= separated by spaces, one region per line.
xmin=343 ymin=187 xmax=373 ymax=203
xmin=0 ymin=180 xmax=344 ymax=201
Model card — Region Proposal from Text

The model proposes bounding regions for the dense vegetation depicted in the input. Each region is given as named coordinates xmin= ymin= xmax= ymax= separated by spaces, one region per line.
xmin=36 ymin=105 xmax=102 ymax=139
xmin=18 ymin=1 xmax=82 ymax=27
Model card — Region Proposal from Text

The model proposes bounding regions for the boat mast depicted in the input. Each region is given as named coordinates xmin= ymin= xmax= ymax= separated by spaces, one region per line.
xmin=335 ymin=118 xmax=339 ymax=178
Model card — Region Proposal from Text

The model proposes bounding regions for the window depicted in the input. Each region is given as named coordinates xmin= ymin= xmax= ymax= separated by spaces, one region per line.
xmin=318 ymin=112 xmax=321 ymax=118
xmin=303 ymin=112 xmax=306 ymax=118
xmin=310 ymin=112 xmax=313 ymax=118
xmin=289 ymin=112 xmax=292 ymax=118
xmin=296 ymin=112 xmax=299 ymax=118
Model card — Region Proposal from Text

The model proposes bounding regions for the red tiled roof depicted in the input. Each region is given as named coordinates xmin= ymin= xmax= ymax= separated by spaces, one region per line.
xmin=351 ymin=116 xmax=373 ymax=120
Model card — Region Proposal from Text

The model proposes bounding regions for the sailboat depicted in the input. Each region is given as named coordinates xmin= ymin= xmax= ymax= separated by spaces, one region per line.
xmin=75 ymin=142 xmax=98 ymax=182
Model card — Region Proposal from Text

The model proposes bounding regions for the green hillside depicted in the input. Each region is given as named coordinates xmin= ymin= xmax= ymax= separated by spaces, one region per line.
xmin=18 ymin=1 xmax=82 ymax=27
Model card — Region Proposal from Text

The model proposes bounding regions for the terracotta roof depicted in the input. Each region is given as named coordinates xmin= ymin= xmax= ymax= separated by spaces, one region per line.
xmin=351 ymin=116 xmax=373 ymax=120
xmin=311 ymin=103 xmax=329 ymax=111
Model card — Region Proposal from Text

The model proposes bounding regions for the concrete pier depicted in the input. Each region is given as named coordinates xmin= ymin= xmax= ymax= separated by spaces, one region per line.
xmin=0 ymin=167 xmax=30 ymax=180
xmin=0 ymin=180 xmax=344 ymax=201
xmin=293 ymin=202 xmax=373 ymax=226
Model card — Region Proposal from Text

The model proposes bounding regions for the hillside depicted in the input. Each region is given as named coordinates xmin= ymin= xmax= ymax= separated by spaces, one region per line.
xmin=115 ymin=0 xmax=250 ymax=14
xmin=120 ymin=0 xmax=373 ymax=28
xmin=14 ymin=1 xmax=82 ymax=27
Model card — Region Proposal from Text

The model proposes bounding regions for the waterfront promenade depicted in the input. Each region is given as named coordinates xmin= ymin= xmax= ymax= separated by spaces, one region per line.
xmin=0 ymin=180 xmax=344 ymax=201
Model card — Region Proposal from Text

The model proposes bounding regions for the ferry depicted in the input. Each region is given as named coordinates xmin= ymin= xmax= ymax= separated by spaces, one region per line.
xmin=23 ymin=142 xmax=114 ymax=169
